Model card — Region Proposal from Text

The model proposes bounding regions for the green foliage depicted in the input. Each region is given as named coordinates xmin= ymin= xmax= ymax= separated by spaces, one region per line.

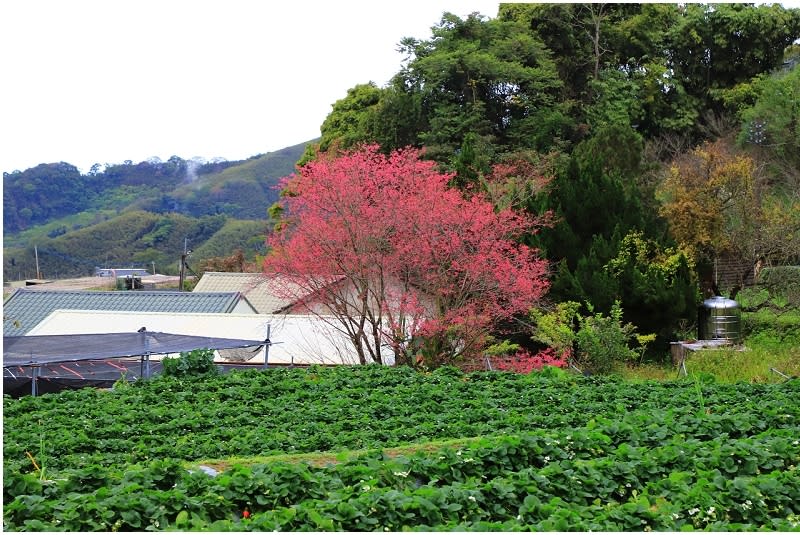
xmin=688 ymin=344 xmax=800 ymax=384
xmin=531 ymin=157 xmax=646 ymax=270
xmin=572 ymin=122 xmax=644 ymax=180
xmin=394 ymin=11 xmax=565 ymax=159
xmin=3 ymin=210 xmax=266 ymax=279
xmin=160 ymin=349 xmax=219 ymax=378
xmin=756 ymin=266 xmax=800 ymax=307
xmin=530 ymin=301 xmax=581 ymax=356
xmin=668 ymin=4 xmax=800 ymax=96
xmin=743 ymin=309 xmax=800 ymax=351
xmin=190 ymin=219 xmax=268 ymax=261
xmin=530 ymin=300 xmax=655 ymax=375
xmin=3 ymin=163 xmax=87 ymax=232
xmin=298 ymin=83 xmax=384 ymax=166
xmin=530 ymin=151 xmax=697 ymax=347
xmin=3 ymin=367 xmax=799 ymax=531
xmin=736 ymin=266 xmax=800 ymax=350
xmin=574 ymin=302 xmax=639 ymax=375
xmin=603 ymin=231 xmax=700 ymax=344
xmin=482 ymin=338 xmax=521 ymax=357
xmin=738 ymin=66 xmax=800 ymax=173
xmin=451 ymin=132 xmax=493 ymax=190
xmin=530 ymin=157 xmax=674 ymax=340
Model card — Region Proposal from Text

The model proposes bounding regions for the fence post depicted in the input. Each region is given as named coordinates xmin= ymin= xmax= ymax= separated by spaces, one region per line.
xmin=262 ymin=324 xmax=271 ymax=369
xmin=31 ymin=362 xmax=40 ymax=397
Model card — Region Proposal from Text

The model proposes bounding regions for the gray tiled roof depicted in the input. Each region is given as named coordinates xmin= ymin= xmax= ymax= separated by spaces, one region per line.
xmin=2 ymin=289 xmax=243 ymax=336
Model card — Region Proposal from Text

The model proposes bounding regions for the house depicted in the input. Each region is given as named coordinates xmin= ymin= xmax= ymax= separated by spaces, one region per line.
xmin=26 ymin=310 xmax=374 ymax=365
xmin=2 ymin=288 xmax=255 ymax=336
xmin=192 ymin=271 xmax=437 ymax=362
xmin=193 ymin=271 xmax=434 ymax=317
xmin=192 ymin=272 xmax=298 ymax=314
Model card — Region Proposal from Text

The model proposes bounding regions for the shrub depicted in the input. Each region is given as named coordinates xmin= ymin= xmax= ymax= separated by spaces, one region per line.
xmin=574 ymin=302 xmax=639 ymax=375
xmin=161 ymin=349 xmax=219 ymax=378
xmin=757 ymin=266 xmax=800 ymax=307
xmin=738 ymin=267 xmax=800 ymax=349
xmin=530 ymin=301 xmax=652 ymax=375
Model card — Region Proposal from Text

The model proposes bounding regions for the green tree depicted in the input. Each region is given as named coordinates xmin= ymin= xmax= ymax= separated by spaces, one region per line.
xmin=738 ymin=65 xmax=800 ymax=183
xmin=603 ymin=231 xmax=700 ymax=344
xmin=395 ymin=11 xmax=565 ymax=160
xmin=298 ymin=83 xmax=384 ymax=165
xmin=669 ymin=4 xmax=800 ymax=102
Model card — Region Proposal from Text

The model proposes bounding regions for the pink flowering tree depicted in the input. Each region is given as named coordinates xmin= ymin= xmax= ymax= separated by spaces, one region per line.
xmin=264 ymin=145 xmax=549 ymax=368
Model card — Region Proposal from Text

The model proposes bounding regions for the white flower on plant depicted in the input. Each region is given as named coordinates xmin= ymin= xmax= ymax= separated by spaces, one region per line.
xmin=393 ymin=471 xmax=410 ymax=478
xmin=469 ymin=496 xmax=477 ymax=502
xmin=688 ymin=508 xmax=700 ymax=516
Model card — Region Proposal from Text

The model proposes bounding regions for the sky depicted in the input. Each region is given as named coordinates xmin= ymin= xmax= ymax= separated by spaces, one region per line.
xmin=1 ymin=1 xmax=500 ymax=175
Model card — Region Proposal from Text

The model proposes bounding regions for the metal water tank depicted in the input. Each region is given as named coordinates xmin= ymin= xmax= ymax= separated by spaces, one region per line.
xmin=698 ymin=296 xmax=742 ymax=342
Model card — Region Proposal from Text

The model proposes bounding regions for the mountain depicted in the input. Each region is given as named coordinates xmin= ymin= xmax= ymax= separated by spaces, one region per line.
xmin=3 ymin=140 xmax=313 ymax=281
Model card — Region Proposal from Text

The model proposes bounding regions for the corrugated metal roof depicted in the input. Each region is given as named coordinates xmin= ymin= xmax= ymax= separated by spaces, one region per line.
xmin=26 ymin=310 xmax=382 ymax=365
xmin=193 ymin=272 xmax=310 ymax=314
xmin=2 ymin=289 xmax=244 ymax=336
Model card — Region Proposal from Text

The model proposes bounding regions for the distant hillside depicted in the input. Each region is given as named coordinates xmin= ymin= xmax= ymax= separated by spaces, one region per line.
xmin=3 ymin=140 xmax=313 ymax=280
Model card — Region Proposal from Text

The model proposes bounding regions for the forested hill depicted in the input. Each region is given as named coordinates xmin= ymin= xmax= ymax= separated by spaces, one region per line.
xmin=3 ymin=140 xmax=311 ymax=280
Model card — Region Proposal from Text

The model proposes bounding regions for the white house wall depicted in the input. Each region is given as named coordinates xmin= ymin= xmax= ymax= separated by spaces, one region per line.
xmin=26 ymin=310 xmax=384 ymax=365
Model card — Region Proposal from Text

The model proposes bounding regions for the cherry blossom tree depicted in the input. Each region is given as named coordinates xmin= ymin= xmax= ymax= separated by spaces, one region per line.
xmin=264 ymin=145 xmax=549 ymax=368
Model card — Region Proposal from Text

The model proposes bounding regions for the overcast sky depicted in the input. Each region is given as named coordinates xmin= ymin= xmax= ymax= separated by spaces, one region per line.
xmin=4 ymin=2 xmax=800 ymax=176
xmin=1 ymin=1 xmax=500 ymax=175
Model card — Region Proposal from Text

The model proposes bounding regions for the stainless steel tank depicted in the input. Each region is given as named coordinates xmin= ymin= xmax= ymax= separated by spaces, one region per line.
xmin=698 ymin=296 xmax=742 ymax=343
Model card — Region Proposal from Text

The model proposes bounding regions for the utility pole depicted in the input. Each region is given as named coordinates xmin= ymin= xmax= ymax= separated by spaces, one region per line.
xmin=34 ymin=245 xmax=41 ymax=279
xmin=178 ymin=238 xmax=191 ymax=291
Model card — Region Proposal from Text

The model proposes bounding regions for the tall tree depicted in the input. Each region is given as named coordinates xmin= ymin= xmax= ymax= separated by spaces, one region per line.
xmin=264 ymin=145 xmax=549 ymax=368
xmin=658 ymin=137 xmax=799 ymax=294
xmin=394 ymin=11 xmax=566 ymax=160
xmin=297 ymin=83 xmax=384 ymax=166
xmin=737 ymin=64 xmax=800 ymax=187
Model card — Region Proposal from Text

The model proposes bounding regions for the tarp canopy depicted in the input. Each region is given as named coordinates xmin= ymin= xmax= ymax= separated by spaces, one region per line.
xmin=3 ymin=331 xmax=266 ymax=366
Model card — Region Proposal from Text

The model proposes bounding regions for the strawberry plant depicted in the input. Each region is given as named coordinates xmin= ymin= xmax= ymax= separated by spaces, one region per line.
xmin=3 ymin=366 xmax=799 ymax=531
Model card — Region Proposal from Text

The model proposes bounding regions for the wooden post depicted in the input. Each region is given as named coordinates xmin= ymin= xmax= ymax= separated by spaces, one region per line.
xmin=670 ymin=342 xmax=685 ymax=366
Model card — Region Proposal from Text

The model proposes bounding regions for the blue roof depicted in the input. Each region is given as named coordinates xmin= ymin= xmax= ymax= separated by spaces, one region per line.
xmin=2 ymin=289 xmax=243 ymax=336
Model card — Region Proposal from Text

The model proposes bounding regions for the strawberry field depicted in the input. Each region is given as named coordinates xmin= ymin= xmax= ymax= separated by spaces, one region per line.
xmin=4 ymin=365 xmax=800 ymax=531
